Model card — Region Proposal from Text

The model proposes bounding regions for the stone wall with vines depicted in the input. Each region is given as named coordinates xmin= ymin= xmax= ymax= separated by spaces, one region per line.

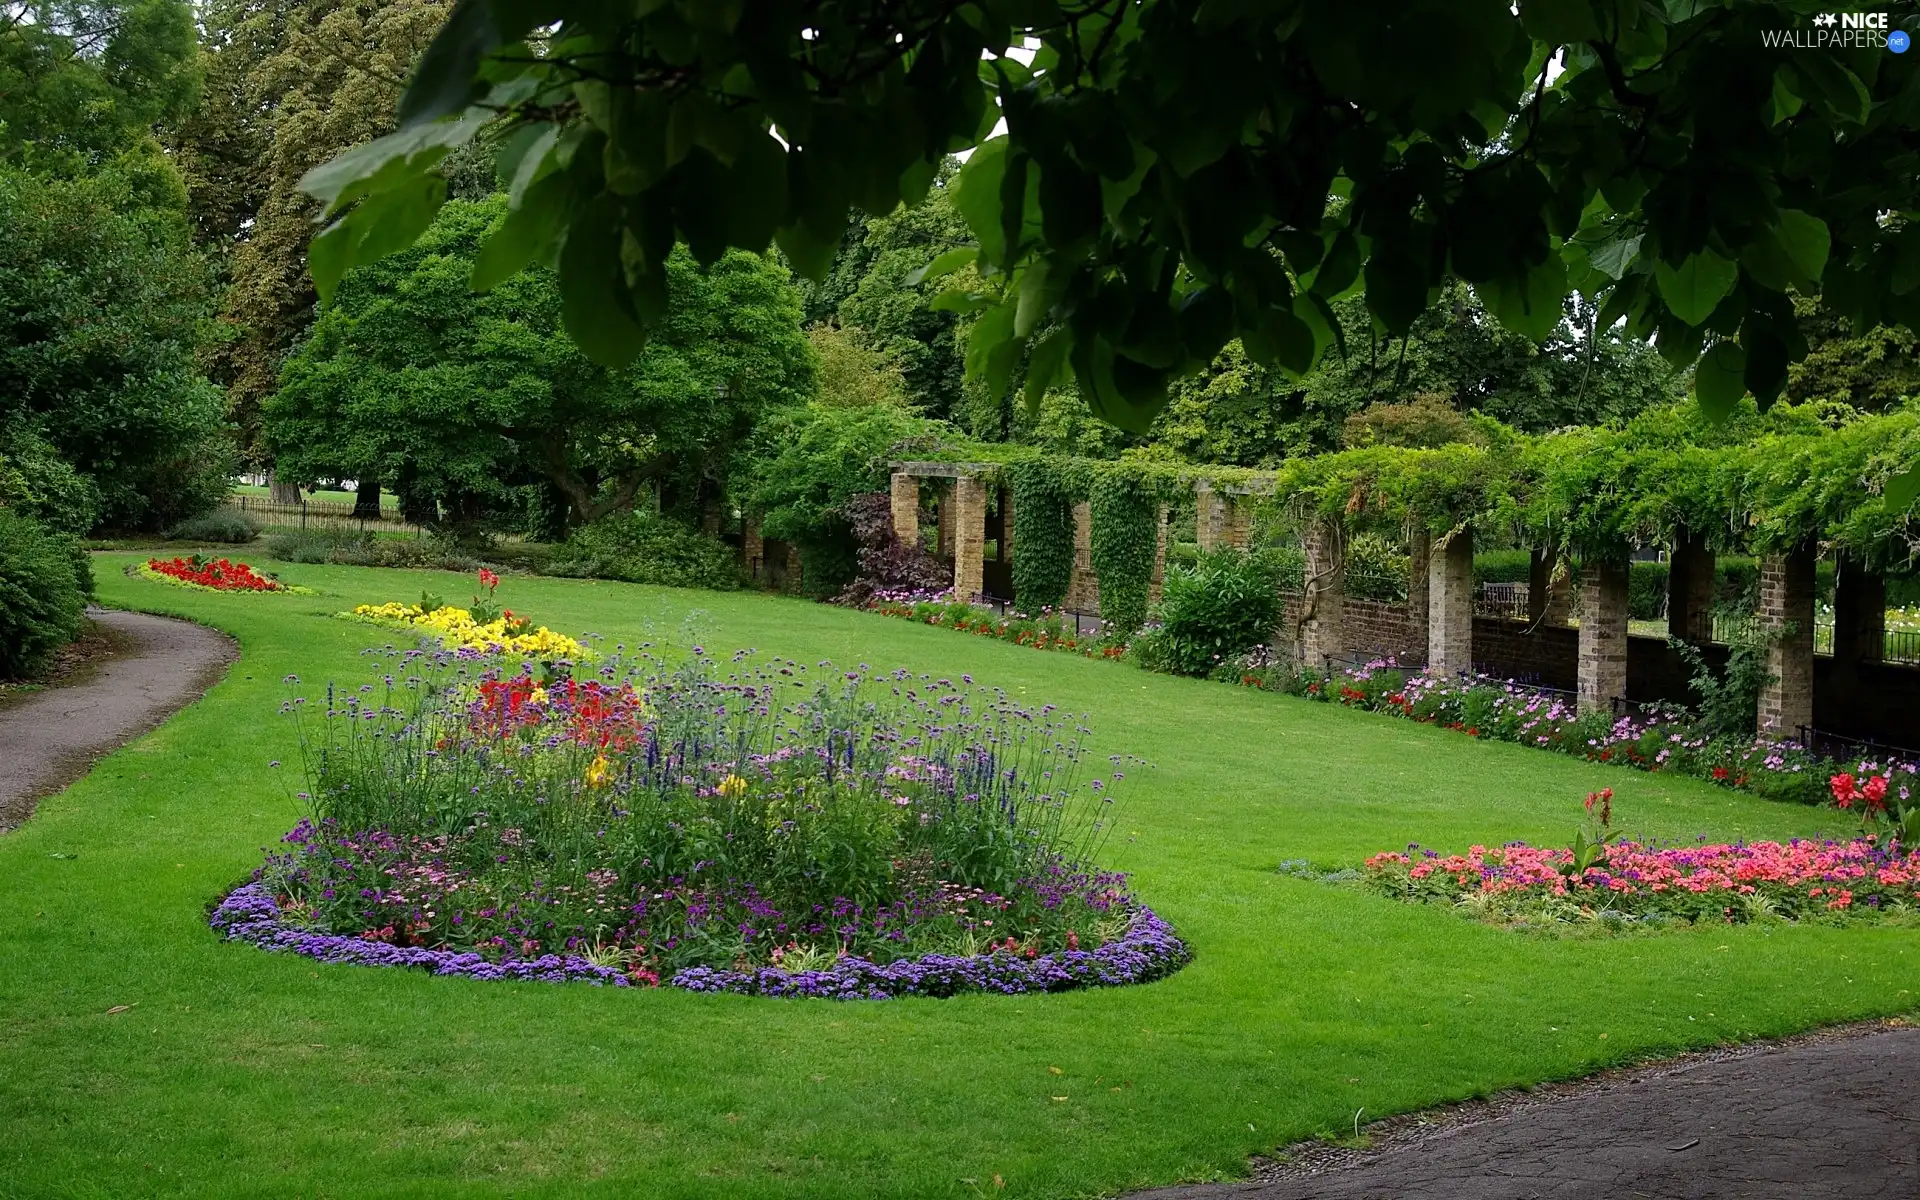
xmin=1008 ymin=459 xmax=1075 ymax=611
xmin=1088 ymin=471 xmax=1159 ymax=636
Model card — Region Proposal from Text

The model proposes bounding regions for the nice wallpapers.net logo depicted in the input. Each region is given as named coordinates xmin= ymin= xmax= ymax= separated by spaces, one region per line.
xmin=1763 ymin=12 xmax=1911 ymax=52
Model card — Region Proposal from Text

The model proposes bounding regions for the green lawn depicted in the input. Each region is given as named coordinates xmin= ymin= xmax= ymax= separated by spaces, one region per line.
xmin=3 ymin=557 xmax=1915 ymax=1199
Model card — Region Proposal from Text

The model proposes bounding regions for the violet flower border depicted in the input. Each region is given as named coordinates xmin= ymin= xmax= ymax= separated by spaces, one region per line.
xmin=210 ymin=883 xmax=1192 ymax=1000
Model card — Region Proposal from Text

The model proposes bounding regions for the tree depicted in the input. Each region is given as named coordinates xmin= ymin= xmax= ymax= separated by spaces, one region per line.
xmin=0 ymin=168 xmax=231 ymax=530
xmin=1786 ymin=294 xmax=1920 ymax=413
xmin=180 ymin=0 xmax=448 ymax=463
xmin=300 ymin=0 xmax=1920 ymax=475
xmin=807 ymin=325 xmax=911 ymax=410
xmin=266 ymin=197 xmax=814 ymax=527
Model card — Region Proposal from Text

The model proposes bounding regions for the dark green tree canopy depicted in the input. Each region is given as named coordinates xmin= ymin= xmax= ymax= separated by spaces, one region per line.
xmin=303 ymin=1 xmax=1920 ymax=472
xmin=267 ymin=195 xmax=814 ymax=524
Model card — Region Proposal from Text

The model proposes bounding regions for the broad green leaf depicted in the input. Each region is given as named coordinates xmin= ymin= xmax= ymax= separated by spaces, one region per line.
xmin=1692 ymin=340 xmax=1747 ymax=420
xmin=1888 ymin=466 xmax=1920 ymax=511
xmin=1022 ymin=326 xmax=1071 ymax=415
xmin=1655 ymin=250 xmax=1737 ymax=326
xmin=495 ymin=123 xmax=557 ymax=195
xmin=471 ymin=171 xmax=572 ymax=291
xmin=308 ymin=217 xmax=355 ymax=304
xmin=773 ymin=222 xmax=838 ymax=281
xmin=1774 ymin=210 xmax=1830 ymax=287
xmin=558 ymin=199 xmax=647 ymax=367
xmin=1519 ymin=0 xmax=1600 ymax=44
xmin=1480 ymin=253 xmax=1568 ymax=342
xmin=301 ymin=113 xmax=487 ymax=213
xmin=929 ymin=289 xmax=990 ymax=314
xmin=953 ymin=137 xmax=1010 ymax=265
xmin=905 ymin=247 xmax=978 ymax=287
xmin=1741 ymin=325 xmax=1788 ymax=409
xmin=966 ymin=300 xmax=1022 ymax=399
xmin=1310 ymin=229 xmax=1359 ymax=298
xmin=1588 ymin=233 xmax=1642 ymax=281
xmin=398 ymin=0 xmax=498 ymax=127
xmin=1013 ymin=260 xmax=1061 ymax=338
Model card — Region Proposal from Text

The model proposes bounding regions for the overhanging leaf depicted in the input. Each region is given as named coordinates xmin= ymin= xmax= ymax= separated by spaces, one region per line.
xmin=1692 ymin=339 xmax=1747 ymax=420
xmin=1774 ymin=209 xmax=1830 ymax=287
xmin=906 ymin=246 xmax=978 ymax=287
xmin=1655 ymin=250 xmax=1738 ymax=326
xmin=398 ymin=0 xmax=499 ymax=127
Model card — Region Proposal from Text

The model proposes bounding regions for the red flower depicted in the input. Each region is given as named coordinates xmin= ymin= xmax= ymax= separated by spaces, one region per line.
xmin=1863 ymin=775 xmax=1889 ymax=812
xmin=1712 ymin=766 xmax=1729 ymax=781
xmin=1830 ymin=773 xmax=1857 ymax=809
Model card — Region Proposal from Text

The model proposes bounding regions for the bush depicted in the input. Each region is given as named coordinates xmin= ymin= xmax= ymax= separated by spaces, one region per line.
xmin=833 ymin=491 xmax=949 ymax=607
xmin=1139 ymin=548 xmax=1283 ymax=677
xmin=165 ymin=507 xmax=263 ymax=544
xmin=1346 ymin=533 xmax=1409 ymax=602
xmin=265 ymin=529 xmax=482 ymax=573
xmin=0 ymin=509 xmax=87 ymax=678
xmin=1628 ymin=560 xmax=1668 ymax=621
xmin=1473 ymin=550 xmax=1533 ymax=587
xmin=546 ymin=510 xmax=740 ymax=590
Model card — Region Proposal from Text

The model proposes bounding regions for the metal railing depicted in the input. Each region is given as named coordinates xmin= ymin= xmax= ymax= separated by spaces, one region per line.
xmin=231 ymin=493 xmax=423 ymax=533
xmin=1795 ymin=725 xmax=1920 ymax=763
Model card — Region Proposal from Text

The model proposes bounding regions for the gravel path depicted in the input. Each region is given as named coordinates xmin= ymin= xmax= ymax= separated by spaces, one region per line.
xmin=0 ymin=608 xmax=236 ymax=831
xmin=1133 ymin=1022 xmax=1919 ymax=1200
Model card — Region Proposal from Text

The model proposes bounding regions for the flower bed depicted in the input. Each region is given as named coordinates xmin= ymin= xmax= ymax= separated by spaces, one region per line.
xmin=869 ymin=590 xmax=1127 ymax=659
xmin=1362 ymin=836 xmax=1920 ymax=926
xmin=219 ymin=647 xmax=1186 ymax=999
xmin=140 ymin=555 xmax=301 ymax=592
xmin=344 ymin=601 xmax=590 ymax=660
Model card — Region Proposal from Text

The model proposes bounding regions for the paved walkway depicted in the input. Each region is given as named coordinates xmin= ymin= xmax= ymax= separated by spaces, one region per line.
xmin=1134 ymin=1023 xmax=1919 ymax=1200
xmin=0 ymin=608 xmax=236 ymax=831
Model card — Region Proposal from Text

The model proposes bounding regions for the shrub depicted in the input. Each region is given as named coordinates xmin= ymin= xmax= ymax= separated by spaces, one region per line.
xmin=833 ymin=491 xmax=949 ymax=607
xmin=1628 ymin=559 xmax=1668 ymax=620
xmin=1140 ymin=548 xmax=1283 ymax=677
xmin=0 ymin=509 xmax=87 ymax=678
xmin=1346 ymin=533 xmax=1409 ymax=602
xmin=266 ymin=528 xmax=484 ymax=573
xmin=164 ymin=507 xmax=263 ymax=544
xmin=1672 ymin=637 xmax=1772 ymax=739
xmin=546 ymin=510 xmax=739 ymax=590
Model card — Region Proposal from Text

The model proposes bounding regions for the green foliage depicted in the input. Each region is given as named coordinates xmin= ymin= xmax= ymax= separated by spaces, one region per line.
xmin=0 ymin=168 xmax=230 ymax=532
xmin=1088 ymin=471 xmax=1157 ymax=638
xmin=0 ymin=509 xmax=87 ymax=678
xmin=164 ymin=508 xmax=263 ymax=544
xmin=296 ymin=1 xmax=1899 ymax=436
xmin=1672 ymin=639 xmax=1773 ymax=740
xmin=268 ymin=197 xmax=813 ymax=527
xmin=264 ymin=529 xmax=480 ymax=573
xmin=738 ymin=403 xmax=954 ymax=548
xmin=1346 ymin=534 xmax=1410 ymax=603
xmin=1344 ymin=394 xmax=1488 ymax=450
xmin=0 ymin=432 xmax=101 ymax=536
xmin=1007 ymin=458 xmax=1075 ymax=611
xmin=806 ymin=324 xmax=911 ymax=410
xmin=546 ymin=510 xmax=740 ymax=591
xmin=1137 ymin=549 xmax=1281 ymax=677
xmin=1786 ymin=294 xmax=1920 ymax=414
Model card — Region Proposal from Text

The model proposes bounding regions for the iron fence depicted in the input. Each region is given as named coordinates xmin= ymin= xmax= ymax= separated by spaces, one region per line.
xmin=231 ymin=493 xmax=423 ymax=533
xmin=1795 ymin=725 xmax=1920 ymax=763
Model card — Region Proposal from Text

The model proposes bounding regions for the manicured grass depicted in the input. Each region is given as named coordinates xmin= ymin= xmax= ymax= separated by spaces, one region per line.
xmin=3 ymin=556 xmax=1915 ymax=1199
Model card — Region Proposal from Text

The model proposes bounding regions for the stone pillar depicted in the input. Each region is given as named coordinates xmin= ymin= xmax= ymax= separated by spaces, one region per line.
xmin=743 ymin=515 xmax=764 ymax=581
xmin=1406 ymin=530 xmax=1431 ymax=663
xmin=1196 ymin=483 xmax=1227 ymax=552
xmin=1758 ymin=540 xmax=1817 ymax=737
xmin=783 ymin=543 xmax=804 ymax=591
xmin=1068 ymin=500 xmax=1099 ymax=612
xmin=1833 ymin=553 xmax=1885 ymax=666
xmin=1427 ymin=528 xmax=1473 ymax=677
xmin=1225 ymin=497 xmax=1250 ymax=550
xmin=936 ymin=482 xmax=954 ymax=560
xmin=1301 ymin=520 xmax=1346 ymax=670
xmin=951 ymin=476 xmax=988 ymax=602
xmin=890 ymin=473 xmax=919 ymax=545
xmin=1149 ymin=505 xmax=1170 ymax=606
xmin=1668 ymin=530 xmax=1715 ymax=642
xmin=996 ymin=487 xmax=1014 ymax=561
xmin=1577 ymin=557 xmax=1630 ymax=715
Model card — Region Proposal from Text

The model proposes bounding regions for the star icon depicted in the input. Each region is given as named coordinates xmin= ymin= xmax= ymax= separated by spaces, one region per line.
xmin=1813 ymin=12 xmax=1837 ymax=26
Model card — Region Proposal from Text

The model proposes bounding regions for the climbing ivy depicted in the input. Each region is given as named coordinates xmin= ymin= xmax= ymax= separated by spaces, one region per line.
xmin=1089 ymin=469 xmax=1159 ymax=638
xmin=1008 ymin=458 xmax=1074 ymax=612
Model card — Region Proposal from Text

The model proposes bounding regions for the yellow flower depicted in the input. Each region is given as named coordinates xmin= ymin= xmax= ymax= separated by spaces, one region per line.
xmin=716 ymin=774 xmax=749 ymax=798
xmin=584 ymin=754 xmax=613 ymax=789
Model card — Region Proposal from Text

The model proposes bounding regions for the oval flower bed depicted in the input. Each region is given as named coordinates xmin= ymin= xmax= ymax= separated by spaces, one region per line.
xmin=140 ymin=555 xmax=304 ymax=592
xmin=214 ymin=648 xmax=1187 ymax=998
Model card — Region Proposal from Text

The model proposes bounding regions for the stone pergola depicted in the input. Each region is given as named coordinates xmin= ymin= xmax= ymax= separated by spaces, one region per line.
xmin=884 ymin=463 xmax=1898 ymax=738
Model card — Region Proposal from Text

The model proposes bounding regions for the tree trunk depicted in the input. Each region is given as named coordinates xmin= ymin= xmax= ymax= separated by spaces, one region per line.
xmin=267 ymin=468 xmax=302 ymax=505
xmin=396 ymin=465 xmax=439 ymax=527
xmin=352 ymin=477 xmax=382 ymax=521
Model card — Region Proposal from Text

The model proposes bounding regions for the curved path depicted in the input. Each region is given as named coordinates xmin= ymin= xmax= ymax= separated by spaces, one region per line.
xmin=1135 ymin=1022 xmax=1918 ymax=1200
xmin=0 ymin=607 xmax=237 ymax=832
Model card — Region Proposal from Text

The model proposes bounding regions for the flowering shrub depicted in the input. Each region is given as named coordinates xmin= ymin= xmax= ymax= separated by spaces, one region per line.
xmin=141 ymin=555 xmax=292 ymax=592
xmin=219 ymin=647 xmax=1186 ymax=998
xmin=345 ymin=601 xmax=590 ymax=661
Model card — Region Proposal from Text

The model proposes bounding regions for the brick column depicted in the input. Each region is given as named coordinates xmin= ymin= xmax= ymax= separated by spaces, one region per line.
xmin=1196 ymin=483 xmax=1226 ymax=552
xmin=1225 ymin=497 xmax=1250 ymax=549
xmin=1406 ymin=530 xmax=1431 ymax=663
xmin=1067 ymin=500 xmax=1100 ymax=612
xmin=743 ymin=515 xmax=764 ymax=581
xmin=1148 ymin=505 xmax=1170 ymax=606
xmin=951 ymin=476 xmax=987 ymax=602
xmin=1577 ymin=557 xmax=1630 ymax=715
xmin=1427 ymin=528 xmax=1473 ymax=677
xmin=1833 ymin=553 xmax=1885 ymax=667
xmin=935 ymin=482 xmax=954 ymax=560
xmin=1301 ymin=520 xmax=1346 ymax=670
xmin=1668 ymin=530 xmax=1716 ymax=642
xmin=889 ymin=473 xmax=919 ymax=545
xmin=784 ymin=543 xmax=804 ymax=590
xmin=1757 ymin=540 xmax=1817 ymax=737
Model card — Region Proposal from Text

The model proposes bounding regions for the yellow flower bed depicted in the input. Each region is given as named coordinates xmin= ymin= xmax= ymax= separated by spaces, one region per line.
xmin=345 ymin=603 xmax=591 ymax=660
